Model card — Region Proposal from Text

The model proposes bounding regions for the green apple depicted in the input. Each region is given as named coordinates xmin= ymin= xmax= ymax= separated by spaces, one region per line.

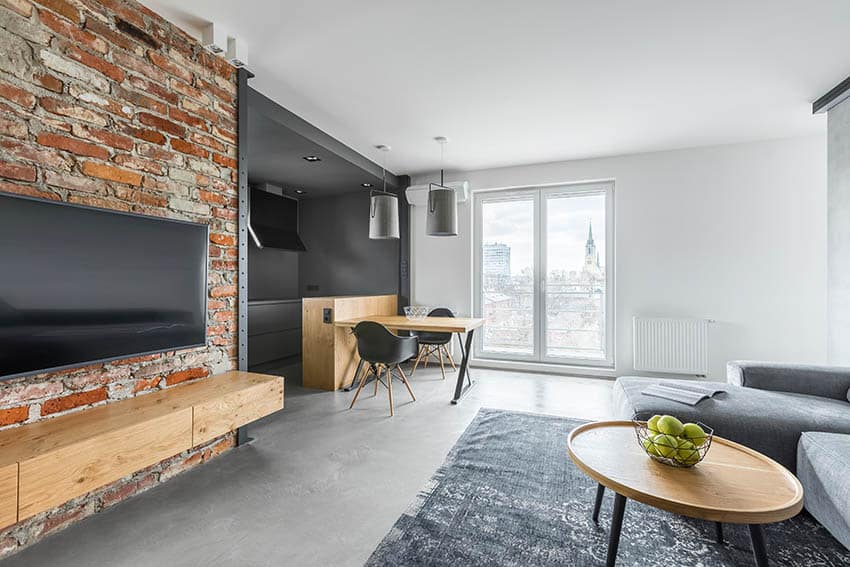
xmin=652 ymin=434 xmax=679 ymax=458
xmin=642 ymin=436 xmax=659 ymax=456
xmin=681 ymin=423 xmax=707 ymax=447
xmin=656 ymin=415 xmax=685 ymax=437
xmin=675 ymin=440 xmax=701 ymax=465
xmin=647 ymin=415 xmax=662 ymax=434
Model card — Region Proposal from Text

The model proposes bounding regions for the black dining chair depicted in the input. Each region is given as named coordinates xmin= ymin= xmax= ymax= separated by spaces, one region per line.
xmin=349 ymin=321 xmax=418 ymax=416
xmin=410 ymin=307 xmax=456 ymax=380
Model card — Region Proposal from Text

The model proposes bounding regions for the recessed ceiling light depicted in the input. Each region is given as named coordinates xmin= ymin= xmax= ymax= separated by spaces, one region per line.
xmin=294 ymin=189 xmax=305 ymax=195
xmin=361 ymin=183 xmax=373 ymax=188
xmin=302 ymin=155 xmax=321 ymax=162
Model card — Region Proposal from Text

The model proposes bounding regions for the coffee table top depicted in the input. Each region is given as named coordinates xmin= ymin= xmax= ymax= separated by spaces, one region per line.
xmin=567 ymin=420 xmax=803 ymax=524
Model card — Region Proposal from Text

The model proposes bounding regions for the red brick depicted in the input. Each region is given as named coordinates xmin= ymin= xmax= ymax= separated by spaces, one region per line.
xmin=0 ymin=161 xmax=36 ymax=182
xmin=212 ymin=125 xmax=236 ymax=146
xmin=41 ymin=387 xmax=107 ymax=415
xmin=0 ymin=80 xmax=36 ymax=109
xmin=64 ymin=45 xmax=125 ymax=82
xmin=168 ymin=107 xmax=209 ymax=131
xmin=132 ymin=376 xmax=161 ymax=393
xmin=180 ymin=98 xmax=218 ymax=124
xmin=113 ymin=50 xmax=165 ymax=83
xmin=213 ymin=310 xmax=235 ymax=322
xmin=0 ymin=116 xmax=27 ymax=139
xmin=136 ymin=143 xmax=181 ymax=164
xmin=33 ymin=0 xmax=79 ymax=22
xmin=0 ymin=0 xmax=33 ymax=17
xmin=206 ymin=324 xmax=226 ymax=336
xmin=0 ymin=139 xmax=70 ymax=169
xmin=209 ymin=284 xmax=237 ymax=298
xmin=67 ymin=193 xmax=131 ymax=211
xmin=0 ymin=405 xmax=29 ymax=426
xmin=189 ymin=131 xmax=225 ymax=153
xmin=164 ymin=367 xmax=209 ymax=386
xmin=203 ymin=436 xmax=234 ymax=460
xmin=212 ymin=153 xmax=237 ymax=169
xmin=207 ymin=299 xmax=227 ymax=310
xmin=170 ymin=138 xmax=208 ymax=159
xmin=34 ymin=72 xmax=64 ymax=93
xmin=197 ymin=49 xmax=235 ymax=80
xmin=120 ymin=124 xmax=166 ymax=145
xmin=71 ymin=124 xmax=134 ymax=151
xmin=198 ymin=189 xmax=228 ymax=206
xmin=211 ymin=260 xmax=237 ymax=271
xmin=38 ymin=10 xmax=106 ymax=53
xmin=147 ymin=50 xmax=192 ymax=83
xmin=83 ymin=17 xmax=140 ymax=53
xmin=64 ymin=367 xmax=129 ymax=390
xmin=97 ymin=0 xmax=145 ymax=29
xmin=196 ymin=78 xmax=233 ymax=105
xmin=99 ymin=480 xmax=140 ymax=508
xmin=0 ymin=179 xmax=59 ymax=200
xmin=170 ymin=78 xmax=208 ymax=104
xmin=111 ymin=353 xmax=162 ymax=366
xmin=114 ymin=86 xmax=166 ymax=114
xmin=127 ymin=75 xmax=178 ymax=105
xmin=209 ymin=233 xmax=236 ymax=246
xmin=111 ymin=186 xmax=167 ymax=207
xmin=81 ymin=161 xmax=142 ymax=186
xmin=44 ymin=170 xmax=106 ymax=194
xmin=112 ymin=154 xmax=164 ymax=175
xmin=212 ymin=206 xmax=237 ymax=220
xmin=40 ymin=97 xmax=107 ymax=126
xmin=37 ymin=132 xmax=109 ymax=159
xmin=138 ymin=112 xmax=185 ymax=137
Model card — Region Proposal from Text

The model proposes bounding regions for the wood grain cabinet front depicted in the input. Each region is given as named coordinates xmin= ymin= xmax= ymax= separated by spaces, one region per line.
xmin=193 ymin=378 xmax=284 ymax=445
xmin=0 ymin=464 xmax=18 ymax=530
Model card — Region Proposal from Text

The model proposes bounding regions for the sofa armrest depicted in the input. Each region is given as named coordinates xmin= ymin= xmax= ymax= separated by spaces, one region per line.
xmin=727 ymin=361 xmax=850 ymax=401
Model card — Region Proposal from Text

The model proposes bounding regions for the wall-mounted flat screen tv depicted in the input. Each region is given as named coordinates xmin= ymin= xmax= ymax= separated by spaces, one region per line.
xmin=0 ymin=194 xmax=208 ymax=380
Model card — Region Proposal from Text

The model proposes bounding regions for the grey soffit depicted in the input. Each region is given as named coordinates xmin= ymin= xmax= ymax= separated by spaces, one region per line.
xmin=247 ymin=88 xmax=402 ymax=199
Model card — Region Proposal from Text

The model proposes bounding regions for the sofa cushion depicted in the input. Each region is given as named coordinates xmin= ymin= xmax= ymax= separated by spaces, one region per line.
xmin=797 ymin=432 xmax=850 ymax=550
xmin=614 ymin=376 xmax=850 ymax=473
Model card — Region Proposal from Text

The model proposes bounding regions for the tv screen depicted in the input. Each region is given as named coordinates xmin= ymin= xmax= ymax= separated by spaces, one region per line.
xmin=0 ymin=194 xmax=208 ymax=380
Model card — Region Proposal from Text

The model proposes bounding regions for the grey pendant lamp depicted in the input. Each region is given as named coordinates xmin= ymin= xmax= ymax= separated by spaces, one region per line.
xmin=426 ymin=136 xmax=458 ymax=237
xmin=368 ymin=144 xmax=400 ymax=240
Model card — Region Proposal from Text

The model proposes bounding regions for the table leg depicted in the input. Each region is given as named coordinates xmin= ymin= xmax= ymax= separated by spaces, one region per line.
xmin=748 ymin=524 xmax=769 ymax=567
xmin=451 ymin=330 xmax=476 ymax=404
xmin=343 ymin=359 xmax=365 ymax=392
xmin=715 ymin=522 xmax=724 ymax=544
xmin=606 ymin=493 xmax=627 ymax=567
xmin=592 ymin=483 xmax=605 ymax=524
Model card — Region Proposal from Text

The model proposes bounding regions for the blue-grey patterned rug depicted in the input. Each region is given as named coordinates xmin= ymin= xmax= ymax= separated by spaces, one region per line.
xmin=366 ymin=408 xmax=850 ymax=566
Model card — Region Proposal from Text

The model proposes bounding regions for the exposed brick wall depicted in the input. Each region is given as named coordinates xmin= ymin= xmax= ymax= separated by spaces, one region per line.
xmin=0 ymin=0 xmax=239 ymax=556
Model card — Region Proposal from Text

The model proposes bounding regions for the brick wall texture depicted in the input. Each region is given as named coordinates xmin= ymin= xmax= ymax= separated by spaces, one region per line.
xmin=0 ymin=0 xmax=240 ymax=556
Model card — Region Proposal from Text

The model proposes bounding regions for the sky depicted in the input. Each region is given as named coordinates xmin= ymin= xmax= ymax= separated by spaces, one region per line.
xmin=482 ymin=192 xmax=606 ymax=274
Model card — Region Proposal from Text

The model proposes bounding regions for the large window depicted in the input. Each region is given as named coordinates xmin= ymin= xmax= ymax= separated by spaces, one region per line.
xmin=473 ymin=182 xmax=614 ymax=367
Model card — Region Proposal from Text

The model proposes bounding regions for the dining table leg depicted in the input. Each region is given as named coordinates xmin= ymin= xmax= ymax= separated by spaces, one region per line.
xmin=451 ymin=329 xmax=476 ymax=404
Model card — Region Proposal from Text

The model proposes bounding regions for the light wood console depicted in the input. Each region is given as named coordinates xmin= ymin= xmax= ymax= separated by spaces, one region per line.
xmin=302 ymin=294 xmax=397 ymax=390
xmin=0 ymin=371 xmax=283 ymax=528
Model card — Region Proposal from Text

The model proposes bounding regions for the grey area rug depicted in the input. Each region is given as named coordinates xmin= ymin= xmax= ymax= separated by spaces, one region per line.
xmin=366 ymin=408 xmax=850 ymax=566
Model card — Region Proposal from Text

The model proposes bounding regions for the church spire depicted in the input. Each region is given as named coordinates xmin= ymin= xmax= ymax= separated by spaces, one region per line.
xmin=584 ymin=220 xmax=597 ymax=268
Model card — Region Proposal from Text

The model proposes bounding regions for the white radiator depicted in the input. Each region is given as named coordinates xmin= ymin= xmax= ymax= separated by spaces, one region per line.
xmin=633 ymin=317 xmax=709 ymax=376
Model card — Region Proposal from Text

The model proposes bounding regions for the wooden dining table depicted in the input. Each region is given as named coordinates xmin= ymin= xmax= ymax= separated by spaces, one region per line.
xmin=333 ymin=315 xmax=485 ymax=404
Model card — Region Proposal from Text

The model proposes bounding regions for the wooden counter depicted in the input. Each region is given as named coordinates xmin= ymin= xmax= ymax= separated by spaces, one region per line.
xmin=302 ymin=295 xmax=397 ymax=390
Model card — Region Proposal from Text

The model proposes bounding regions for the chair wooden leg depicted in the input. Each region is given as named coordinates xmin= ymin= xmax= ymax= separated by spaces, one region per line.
xmin=423 ymin=347 xmax=430 ymax=369
xmin=438 ymin=346 xmax=446 ymax=380
xmin=397 ymin=365 xmax=416 ymax=401
xmin=374 ymin=365 xmax=381 ymax=395
xmin=411 ymin=346 xmax=425 ymax=376
xmin=443 ymin=345 xmax=457 ymax=370
xmin=349 ymin=366 xmax=370 ymax=409
xmin=386 ymin=366 xmax=393 ymax=416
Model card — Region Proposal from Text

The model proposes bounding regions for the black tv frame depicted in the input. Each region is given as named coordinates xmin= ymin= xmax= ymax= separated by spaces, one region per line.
xmin=0 ymin=192 xmax=209 ymax=381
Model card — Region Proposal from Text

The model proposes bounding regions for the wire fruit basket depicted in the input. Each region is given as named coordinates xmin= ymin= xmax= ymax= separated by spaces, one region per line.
xmin=403 ymin=306 xmax=429 ymax=320
xmin=632 ymin=420 xmax=714 ymax=468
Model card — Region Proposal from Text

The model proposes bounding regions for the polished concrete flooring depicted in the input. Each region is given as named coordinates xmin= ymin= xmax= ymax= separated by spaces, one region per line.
xmin=4 ymin=365 xmax=614 ymax=567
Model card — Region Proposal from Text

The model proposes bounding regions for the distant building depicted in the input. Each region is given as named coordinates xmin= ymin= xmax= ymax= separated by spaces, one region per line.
xmin=584 ymin=221 xmax=601 ymax=271
xmin=483 ymin=242 xmax=511 ymax=278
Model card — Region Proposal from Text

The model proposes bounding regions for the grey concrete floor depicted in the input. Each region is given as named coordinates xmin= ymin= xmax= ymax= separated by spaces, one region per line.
xmin=4 ymin=366 xmax=614 ymax=567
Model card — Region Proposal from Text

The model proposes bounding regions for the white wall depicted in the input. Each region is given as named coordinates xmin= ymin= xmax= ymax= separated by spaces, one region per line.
xmin=408 ymin=136 xmax=827 ymax=381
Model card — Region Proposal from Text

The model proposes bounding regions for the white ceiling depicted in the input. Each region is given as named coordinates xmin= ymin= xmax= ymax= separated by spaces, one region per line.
xmin=141 ymin=0 xmax=848 ymax=176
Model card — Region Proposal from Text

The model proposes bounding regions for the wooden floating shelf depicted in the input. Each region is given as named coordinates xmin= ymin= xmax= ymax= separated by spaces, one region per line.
xmin=0 ymin=371 xmax=284 ymax=528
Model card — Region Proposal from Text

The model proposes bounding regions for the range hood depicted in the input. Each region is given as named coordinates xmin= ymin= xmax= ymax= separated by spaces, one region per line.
xmin=248 ymin=185 xmax=306 ymax=252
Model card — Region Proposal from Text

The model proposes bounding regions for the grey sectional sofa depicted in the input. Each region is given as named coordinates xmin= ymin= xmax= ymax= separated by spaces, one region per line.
xmin=614 ymin=361 xmax=850 ymax=549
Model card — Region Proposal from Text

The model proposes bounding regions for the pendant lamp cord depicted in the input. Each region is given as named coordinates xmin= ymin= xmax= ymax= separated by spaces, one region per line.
xmin=429 ymin=140 xmax=447 ymax=214
xmin=371 ymin=148 xmax=391 ymax=218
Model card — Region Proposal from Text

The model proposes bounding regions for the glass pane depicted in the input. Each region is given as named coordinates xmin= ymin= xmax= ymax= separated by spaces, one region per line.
xmin=480 ymin=197 xmax=535 ymax=356
xmin=544 ymin=192 xmax=607 ymax=360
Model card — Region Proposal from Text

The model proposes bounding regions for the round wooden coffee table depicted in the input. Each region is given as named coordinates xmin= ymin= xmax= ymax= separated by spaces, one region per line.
xmin=567 ymin=420 xmax=803 ymax=567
